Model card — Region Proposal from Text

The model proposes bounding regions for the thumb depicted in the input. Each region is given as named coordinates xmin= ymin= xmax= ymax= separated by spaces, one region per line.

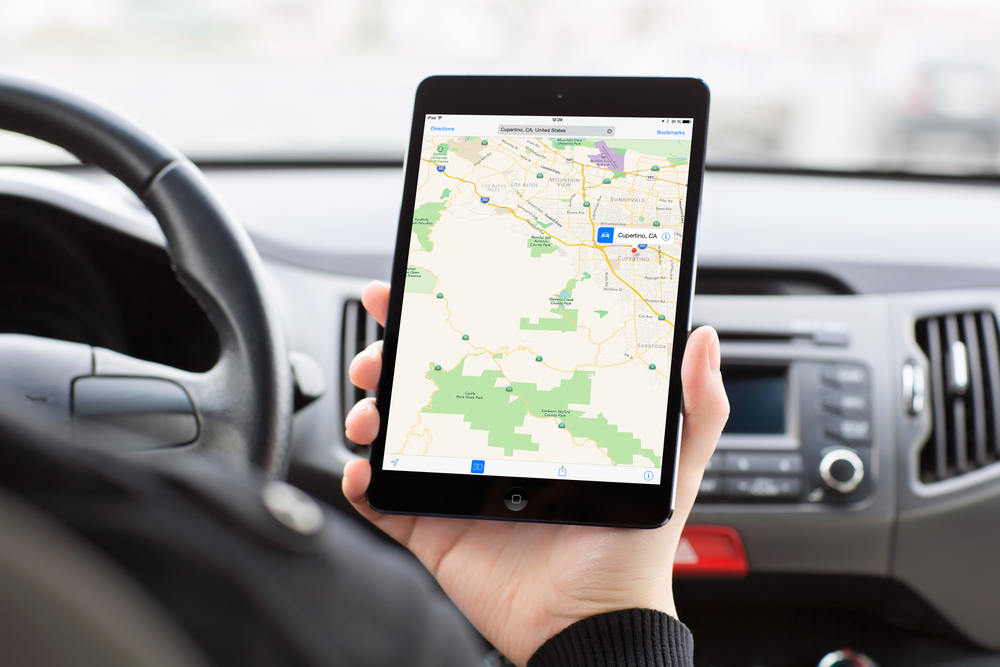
xmin=676 ymin=326 xmax=729 ymax=501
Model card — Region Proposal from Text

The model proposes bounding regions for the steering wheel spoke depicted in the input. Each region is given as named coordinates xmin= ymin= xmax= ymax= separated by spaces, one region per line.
xmin=89 ymin=346 xmax=258 ymax=469
xmin=86 ymin=345 xmax=210 ymax=449
xmin=0 ymin=334 xmax=229 ymax=457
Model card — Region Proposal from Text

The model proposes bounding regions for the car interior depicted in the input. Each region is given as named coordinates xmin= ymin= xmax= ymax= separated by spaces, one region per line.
xmin=2 ymin=2 xmax=1000 ymax=666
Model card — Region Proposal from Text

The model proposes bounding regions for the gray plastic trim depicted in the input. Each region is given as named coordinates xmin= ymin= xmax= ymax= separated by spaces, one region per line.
xmin=889 ymin=291 xmax=1000 ymax=652
xmin=0 ymin=167 xmax=164 ymax=246
xmin=690 ymin=295 xmax=894 ymax=577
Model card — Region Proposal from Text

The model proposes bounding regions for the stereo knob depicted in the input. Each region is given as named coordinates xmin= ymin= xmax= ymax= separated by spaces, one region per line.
xmin=819 ymin=448 xmax=864 ymax=494
xmin=817 ymin=647 xmax=878 ymax=667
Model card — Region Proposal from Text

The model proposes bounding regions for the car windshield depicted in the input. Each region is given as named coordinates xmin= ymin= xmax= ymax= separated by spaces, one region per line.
xmin=3 ymin=0 xmax=1000 ymax=175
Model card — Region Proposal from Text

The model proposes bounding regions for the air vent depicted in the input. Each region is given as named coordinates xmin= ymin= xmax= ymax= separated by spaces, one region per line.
xmin=340 ymin=298 xmax=383 ymax=454
xmin=915 ymin=311 xmax=1000 ymax=483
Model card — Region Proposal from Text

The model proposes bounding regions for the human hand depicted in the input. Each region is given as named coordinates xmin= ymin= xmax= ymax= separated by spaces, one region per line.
xmin=343 ymin=280 xmax=729 ymax=667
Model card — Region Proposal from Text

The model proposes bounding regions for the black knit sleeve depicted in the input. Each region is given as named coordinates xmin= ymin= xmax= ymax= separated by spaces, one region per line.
xmin=527 ymin=609 xmax=694 ymax=667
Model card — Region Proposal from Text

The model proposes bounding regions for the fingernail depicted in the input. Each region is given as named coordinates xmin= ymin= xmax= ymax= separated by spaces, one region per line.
xmin=347 ymin=401 xmax=370 ymax=418
xmin=707 ymin=327 xmax=721 ymax=376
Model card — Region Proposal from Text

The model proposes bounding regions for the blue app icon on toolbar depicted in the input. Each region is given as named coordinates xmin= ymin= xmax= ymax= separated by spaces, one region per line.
xmin=471 ymin=460 xmax=485 ymax=474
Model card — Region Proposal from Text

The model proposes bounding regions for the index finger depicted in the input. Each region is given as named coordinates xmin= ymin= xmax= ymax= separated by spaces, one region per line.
xmin=361 ymin=280 xmax=391 ymax=327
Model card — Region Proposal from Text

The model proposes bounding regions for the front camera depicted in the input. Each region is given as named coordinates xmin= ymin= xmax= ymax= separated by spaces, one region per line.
xmin=557 ymin=93 xmax=563 ymax=98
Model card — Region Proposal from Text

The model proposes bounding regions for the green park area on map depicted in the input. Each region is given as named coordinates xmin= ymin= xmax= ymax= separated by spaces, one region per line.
xmin=411 ymin=201 xmax=447 ymax=251
xmin=422 ymin=358 xmax=661 ymax=466
xmin=520 ymin=277 xmax=579 ymax=332
xmin=404 ymin=265 xmax=438 ymax=293
xmin=527 ymin=236 xmax=558 ymax=257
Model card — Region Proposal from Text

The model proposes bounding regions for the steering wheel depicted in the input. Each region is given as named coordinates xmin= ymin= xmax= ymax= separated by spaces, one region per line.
xmin=0 ymin=74 xmax=293 ymax=476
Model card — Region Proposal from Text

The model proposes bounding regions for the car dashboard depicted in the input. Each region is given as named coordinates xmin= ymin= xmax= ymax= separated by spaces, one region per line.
xmin=3 ymin=163 xmax=1000 ymax=665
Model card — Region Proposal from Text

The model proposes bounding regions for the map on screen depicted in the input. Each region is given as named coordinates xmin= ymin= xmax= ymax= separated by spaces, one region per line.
xmin=383 ymin=115 xmax=692 ymax=485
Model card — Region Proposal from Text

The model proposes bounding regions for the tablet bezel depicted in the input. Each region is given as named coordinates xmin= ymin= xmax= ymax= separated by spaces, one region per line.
xmin=367 ymin=76 xmax=709 ymax=528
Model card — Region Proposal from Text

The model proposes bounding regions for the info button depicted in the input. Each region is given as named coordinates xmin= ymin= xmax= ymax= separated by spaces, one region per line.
xmin=504 ymin=487 xmax=529 ymax=512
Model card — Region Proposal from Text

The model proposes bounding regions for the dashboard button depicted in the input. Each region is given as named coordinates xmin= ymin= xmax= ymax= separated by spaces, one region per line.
xmin=727 ymin=476 xmax=801 ymax=499
xmin=822 ymin=393 xmax=868 ymax=414
xmin=821 ymin=364 xmax=868 ymax=388
xmin=825 ymin=419 xmax=871 ymax=442
xmin=724 ymin=453 xmax=803 ymax=475
xmin=503 ymin=487 xmax=528 ymax=512
xmin=698 ymin=476 xmax=722 ymax=497
xmin=812 ymin=331 xmax=850 ymax=347
xmin=673 ymin=526 xmax=749 ymax=577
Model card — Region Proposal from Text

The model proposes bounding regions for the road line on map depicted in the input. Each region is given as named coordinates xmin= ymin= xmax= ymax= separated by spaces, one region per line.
xmin=577 ymin=162 xmax=668 ymax=320
xmin=420 ymin=151 xmax=673 ymax=322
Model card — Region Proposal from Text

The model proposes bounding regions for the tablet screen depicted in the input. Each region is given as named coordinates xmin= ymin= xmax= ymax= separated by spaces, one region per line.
xmin=382 ymin=114 xmax=694 ymax=486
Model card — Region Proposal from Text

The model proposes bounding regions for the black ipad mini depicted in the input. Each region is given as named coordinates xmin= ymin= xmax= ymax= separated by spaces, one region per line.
xmin=368 ymin=76 xmax=709 ymax=527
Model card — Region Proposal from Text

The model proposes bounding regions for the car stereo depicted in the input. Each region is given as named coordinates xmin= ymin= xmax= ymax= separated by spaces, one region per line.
xmin=699 ymin=361 xmax=872 ymax=504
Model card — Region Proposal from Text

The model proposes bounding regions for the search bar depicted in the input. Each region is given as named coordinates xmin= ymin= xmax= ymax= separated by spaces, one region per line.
xmin=498 ymin=125 xmax=615 ymax=137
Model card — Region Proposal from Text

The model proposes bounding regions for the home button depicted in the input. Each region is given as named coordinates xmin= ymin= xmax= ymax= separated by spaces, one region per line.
xmin=504 ymin=487 xmax=528 ymax=512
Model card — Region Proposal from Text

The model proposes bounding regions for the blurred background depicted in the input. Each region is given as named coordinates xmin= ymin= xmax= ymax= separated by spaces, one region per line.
xmin=2 ymin=0 xmax=1000 ymax=175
